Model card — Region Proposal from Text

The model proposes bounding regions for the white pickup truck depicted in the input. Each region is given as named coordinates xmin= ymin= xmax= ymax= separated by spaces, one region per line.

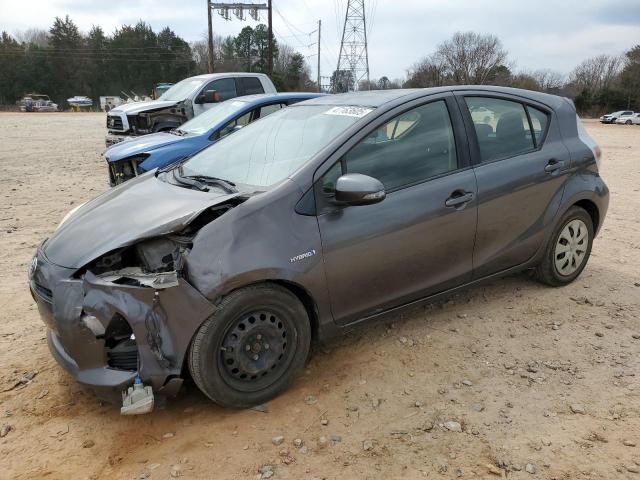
xmin=105 ymin=72 xmax=277 ymax=146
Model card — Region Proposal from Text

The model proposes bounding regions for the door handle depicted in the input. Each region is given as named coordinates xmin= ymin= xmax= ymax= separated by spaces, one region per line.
xmin=445 ymin=191 xmax=474 ymax=208
xmin=544 ymin=159 xmax=566 ymax=173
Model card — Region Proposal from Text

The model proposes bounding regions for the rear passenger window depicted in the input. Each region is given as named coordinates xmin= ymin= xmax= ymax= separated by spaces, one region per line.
xmin=343 ymin=100 xmax=458 ymax=191
xmin=465 ymin=97 xmax=534 ymax=163
xmin=527 ymin=106 xmax=548 ymax=145
xmin=240 ymin=77 xmax=265 ymax=95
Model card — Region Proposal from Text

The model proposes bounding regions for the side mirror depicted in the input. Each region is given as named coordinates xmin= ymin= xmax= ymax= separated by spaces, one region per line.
xmin=334 ymin=173 xmax=386 ymax=206
xmin=197 ymin=90 xmax=220 ymax=104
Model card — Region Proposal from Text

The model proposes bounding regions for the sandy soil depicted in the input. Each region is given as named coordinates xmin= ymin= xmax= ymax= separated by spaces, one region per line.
xmin=0 ymin=113 xmax=639 ymax=480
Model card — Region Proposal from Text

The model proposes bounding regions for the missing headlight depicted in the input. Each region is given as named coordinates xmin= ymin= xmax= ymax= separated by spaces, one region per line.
xmin=135 ymin=237 xmax=184 ymax=273
xmin=109 ymin=155 xmax=148 ymax=186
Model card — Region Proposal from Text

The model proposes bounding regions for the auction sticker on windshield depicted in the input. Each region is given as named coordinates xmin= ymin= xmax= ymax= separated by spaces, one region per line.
xmin=324 ymin=106 xmax=374 ymax=118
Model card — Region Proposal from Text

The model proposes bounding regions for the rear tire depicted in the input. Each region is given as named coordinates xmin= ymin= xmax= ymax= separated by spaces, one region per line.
xmin=535 ymin=206 xmax=593 ymax=287
xmin=625 ymin=120 xmax=632 ymax=125
xmin=188 ymin=283 xmax=311 ymax=408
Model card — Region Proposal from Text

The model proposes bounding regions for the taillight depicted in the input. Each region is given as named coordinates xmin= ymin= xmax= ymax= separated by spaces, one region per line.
xmin=575 ymin=115 xmax=601 ymax=169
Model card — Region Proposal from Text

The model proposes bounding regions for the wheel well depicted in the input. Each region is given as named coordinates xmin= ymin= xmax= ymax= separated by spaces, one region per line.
xmin=181 ymin=280 xmax=320 ymax=379
xmin=573 ymin=199 xmax=600 ymax=233
xmin=272 ymin=280 xmax=319 ymax=341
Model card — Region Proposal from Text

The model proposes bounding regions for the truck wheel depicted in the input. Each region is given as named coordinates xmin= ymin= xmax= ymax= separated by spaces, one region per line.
xmin=535 ymin=206 xmax=593 ymax=287
xmin=188 ymin=283 xmax=311 ymax=408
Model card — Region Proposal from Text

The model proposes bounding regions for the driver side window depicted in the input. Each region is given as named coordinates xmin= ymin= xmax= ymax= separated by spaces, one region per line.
xmin=343 ymin=100 xmax=458 ymax=191
xmin=202 ymin=78 xmax=237 ymax=102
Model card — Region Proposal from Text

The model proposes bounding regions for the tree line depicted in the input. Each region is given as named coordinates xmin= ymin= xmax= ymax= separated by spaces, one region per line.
xmin=398 ymin=32 xmax=639 ymax=116
xmin=0 ymin=16 xmax=315 ymax=107
xmin=1 ymin=18 xmax=638 ymax=116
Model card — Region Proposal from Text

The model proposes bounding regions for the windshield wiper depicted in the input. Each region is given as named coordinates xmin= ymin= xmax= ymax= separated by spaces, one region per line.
xmin=171 ymin=167 xmax=209 ymax=191
xmin=170 ymin=128 xmax=188 ymax=136
xmin=182 ymin=174 xmax=238 ymax=194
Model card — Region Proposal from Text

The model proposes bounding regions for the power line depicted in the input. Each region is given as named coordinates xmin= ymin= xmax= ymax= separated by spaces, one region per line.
xmin=273 ymin=5 xmax=314 ymax=50
xmin=0 ymin=49 xmax=193 ymax=57
xmin=368 ymin=0 xmax=378 ymax=35
xmin=3 ymin=45 xmax=194 ymax=52
xmin=0 ymin=53 xmax=195 ymax=63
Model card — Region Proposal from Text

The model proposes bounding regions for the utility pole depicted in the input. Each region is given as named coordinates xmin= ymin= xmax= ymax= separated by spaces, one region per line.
xmin=207 ymin=0 xmax=214 ymax=73
xmin=267 ymin=0 xmax=273 ymax=76
xmin=336 ymin=0 xmax=370 ymax=91
xmin=317 ymin=20 xmax=321 ymax=93
xmin=208 ymin=2 xmax=273 ymax=75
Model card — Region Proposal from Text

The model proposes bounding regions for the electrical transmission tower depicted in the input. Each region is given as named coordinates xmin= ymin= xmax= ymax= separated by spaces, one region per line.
xmin=336 ymin=0 xmax=370 ymax=92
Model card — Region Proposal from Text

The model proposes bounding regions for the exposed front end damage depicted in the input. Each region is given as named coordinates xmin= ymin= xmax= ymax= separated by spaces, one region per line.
xmin=30 ymin=200 xmax=241 ymax=408
xmin=106 ymin=101 xmax=192 ymax=147
xmin=108 ymin=155 xmax=148 ymax=186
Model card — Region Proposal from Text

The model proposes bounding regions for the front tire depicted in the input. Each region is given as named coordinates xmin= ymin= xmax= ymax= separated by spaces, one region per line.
xmin=535 ymin=206 xmax=594 ymax=287
xmin=188 ymin=283 xmax=311 ymax=408
xmin=625 ymin=120 xmax=632 ymax=125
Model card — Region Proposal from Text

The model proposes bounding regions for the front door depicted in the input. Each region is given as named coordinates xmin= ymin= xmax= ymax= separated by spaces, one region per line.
xmin=316 ymin=97 xmax=478 ymax=325
xmin=193 ymin=78 xmax=238 ymax=117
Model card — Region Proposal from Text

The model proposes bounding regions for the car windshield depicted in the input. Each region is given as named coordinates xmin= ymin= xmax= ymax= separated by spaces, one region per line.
xmin=179 ymin=99 xmax=249 ymax=135
xmin=181 ymin=104 xmax=373 ymax=188
xmin=157 ymin=78 xmax=205 ymax=101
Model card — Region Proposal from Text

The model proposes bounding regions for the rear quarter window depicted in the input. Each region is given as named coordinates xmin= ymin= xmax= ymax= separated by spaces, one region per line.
xmin=526 ymin=106 xmax=549 ymax=145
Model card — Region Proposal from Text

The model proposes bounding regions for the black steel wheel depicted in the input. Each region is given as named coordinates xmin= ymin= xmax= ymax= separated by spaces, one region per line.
xmin=219 ymin=309 xmax=294 ymax=392
xmin=188 ymin=283 xmax=311 ymax=408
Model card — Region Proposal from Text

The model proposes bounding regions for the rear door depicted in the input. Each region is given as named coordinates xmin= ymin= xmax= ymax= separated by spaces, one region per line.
xmin=237 ymin=77 xmax=266 ymax=96
xmin=456 ymin=92 xmax=571 ymax=278
xmin=315 ymin=95 xmax=478 ymax=325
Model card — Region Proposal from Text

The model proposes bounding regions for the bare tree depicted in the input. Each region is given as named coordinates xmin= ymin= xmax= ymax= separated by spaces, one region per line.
xmin=191 ymin=33 xmax=237 ymax=74
xmin=437 ymin=31 xmax=508 ymax=84
xmin=405 ymin=32 xmax=508 ymax=87
xmin=404 ymin=53 xmax=448 ymax=88
xmin=531 ymin=69 xmax=565 ymax=90
xmin=14 ymin=28 xmax=50 ymax=47
xmin=569 ymin=54 xmax=623 ymax=92
xmin=511 ymin=69 xmax=565 ymax=91
xmin=191 ymin=38 xmax=209 ymax=75
xmin=274 ymin=43 xmax=296 ymax=74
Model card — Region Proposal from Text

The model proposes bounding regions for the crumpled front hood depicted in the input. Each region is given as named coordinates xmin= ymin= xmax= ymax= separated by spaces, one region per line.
xmin=105 ymin=132 xmax=187 ymax=162
xmin=110 ymin=100 xmax=180 ymax=115
xmin=44 ymin=173 xmax=240 ymax=269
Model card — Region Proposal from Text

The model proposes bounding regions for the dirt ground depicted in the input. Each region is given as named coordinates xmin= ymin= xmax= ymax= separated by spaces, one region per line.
xmin=0 ymin=113 xmax=638 ymax=480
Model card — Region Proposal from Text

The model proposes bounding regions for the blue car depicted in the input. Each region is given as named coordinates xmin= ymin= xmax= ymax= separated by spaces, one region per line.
xmin=104 ymin=92 xmax=322 ymax=185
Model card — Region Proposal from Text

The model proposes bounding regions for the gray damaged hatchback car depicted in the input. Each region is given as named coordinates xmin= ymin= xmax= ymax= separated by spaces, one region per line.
xmin=30 ymin=86 xmax=608 ymax=411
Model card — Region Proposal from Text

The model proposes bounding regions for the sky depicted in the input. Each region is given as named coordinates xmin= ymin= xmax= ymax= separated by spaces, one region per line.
xmin=1 ymin=0 xmax=639 ymax=83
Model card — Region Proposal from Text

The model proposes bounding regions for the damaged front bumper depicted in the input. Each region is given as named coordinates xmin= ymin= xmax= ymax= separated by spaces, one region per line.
xmin=30 ymin=248 xmax=216 ymax=404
